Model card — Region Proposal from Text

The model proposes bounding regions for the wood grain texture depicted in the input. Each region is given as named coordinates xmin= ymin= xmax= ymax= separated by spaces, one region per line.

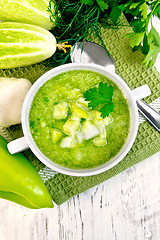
xmin=0 ymin=152 xmax=160 ymax=240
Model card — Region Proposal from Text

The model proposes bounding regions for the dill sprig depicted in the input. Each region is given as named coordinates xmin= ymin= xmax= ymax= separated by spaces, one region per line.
xmin=46 ymin=0 xmax=119 ymax=67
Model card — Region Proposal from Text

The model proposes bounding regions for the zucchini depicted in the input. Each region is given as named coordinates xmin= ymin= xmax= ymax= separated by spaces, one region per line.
xmin=0 ymin=22 xmax=56 ymax=69
xmin=0 ymin=0 xmax=55 ymax=30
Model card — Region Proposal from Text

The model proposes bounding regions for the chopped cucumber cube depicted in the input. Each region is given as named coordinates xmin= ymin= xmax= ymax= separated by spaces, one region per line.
xmin=51 ymin=129 xmax=63 ymax=143
xmin=82 ymin=120 xmax=99 ymax=140
xmin=68 ymin=88 xmax=82 ymax=99
xmin=40 ymin=120 xmax=46 ymax=127
xmin=76 ymin=97 xmax=89 ymax=108
xmin=98 ymin=125 xmax=106 ymax=138
xmin=70 ymin=114 xmax=81 ymax=121
xmin=53 ymin=102 xmax=68 ymax=119
xmin=76 ymin=131 xmax=84 ymax=144
xmin=70 ymin=102 xmax=89 ymax=119
xmin=104 ymin=115 xmax=113 ymax=125
xmin=63 ymin=119 xmax=80 ymax=136
xmin=60 ymin=136 xmax=77 ymax=148
xmin=93 ymin=137 xmax=107 ymax=146
xmin=90 ymin=110 xmax=103 ymax=126
xmin=91 ymin=110 xmax=112 ymax=126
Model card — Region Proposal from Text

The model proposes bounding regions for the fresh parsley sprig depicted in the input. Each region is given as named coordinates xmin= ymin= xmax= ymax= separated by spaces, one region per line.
xmin=120 ymin=0 xmax=160 ymax=67
xmin=83 ymin=82 xmax=115 ymax=118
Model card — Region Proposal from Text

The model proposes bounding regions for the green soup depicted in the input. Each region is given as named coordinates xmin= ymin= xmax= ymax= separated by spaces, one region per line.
xmin=29 ymin=70 xmax=130 ymax=169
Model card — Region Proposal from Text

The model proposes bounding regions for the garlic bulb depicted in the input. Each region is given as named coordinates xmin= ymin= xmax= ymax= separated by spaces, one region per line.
xmin=0 ymin=77 xmax=32 ymax=127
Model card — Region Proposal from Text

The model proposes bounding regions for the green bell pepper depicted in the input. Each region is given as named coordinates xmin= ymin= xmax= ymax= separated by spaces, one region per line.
xmin=0 ymin=136 xmax=54 ymax=209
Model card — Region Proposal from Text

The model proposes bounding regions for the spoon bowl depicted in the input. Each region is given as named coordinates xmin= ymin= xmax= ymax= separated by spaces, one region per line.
xmin=71 ymin=42 xmax=115 ymax=72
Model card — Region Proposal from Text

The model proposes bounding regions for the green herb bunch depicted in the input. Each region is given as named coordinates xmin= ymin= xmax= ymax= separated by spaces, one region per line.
xmin=120 ymin=0 xmax=160 ymax=67
xmin=48 ymin=0 xmax=160 ymax=67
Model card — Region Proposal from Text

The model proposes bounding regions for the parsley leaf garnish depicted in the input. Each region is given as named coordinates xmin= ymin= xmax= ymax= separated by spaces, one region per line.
xmin=83 ymin=82 xmax=115 ymax=118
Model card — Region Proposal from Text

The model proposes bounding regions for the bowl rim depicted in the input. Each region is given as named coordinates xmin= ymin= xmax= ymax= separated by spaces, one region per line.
xmin=21 ymin=63 xmax=139 ymax=176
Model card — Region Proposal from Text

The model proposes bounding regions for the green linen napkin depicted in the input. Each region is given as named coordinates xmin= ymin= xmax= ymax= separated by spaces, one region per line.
xmin=0 ymin=15 xmax=160 ymax=205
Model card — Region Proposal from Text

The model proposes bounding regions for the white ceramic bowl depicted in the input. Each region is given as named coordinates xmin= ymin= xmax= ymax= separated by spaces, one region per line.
xmin=8 ymin=63 xmax=140 ymax=176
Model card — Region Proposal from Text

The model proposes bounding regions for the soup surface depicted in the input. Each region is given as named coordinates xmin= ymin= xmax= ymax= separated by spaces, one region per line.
xmin=29 ymin=70 xmax=130 ymax=169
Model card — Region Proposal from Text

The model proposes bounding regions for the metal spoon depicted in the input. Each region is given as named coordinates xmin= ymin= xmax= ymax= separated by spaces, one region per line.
xmin=71 ymin=41 xmax=160 ymax=132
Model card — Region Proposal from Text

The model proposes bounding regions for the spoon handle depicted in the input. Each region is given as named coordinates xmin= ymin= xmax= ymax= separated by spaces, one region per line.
xmin=136 ymin=99 xmax=160 ymax=132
